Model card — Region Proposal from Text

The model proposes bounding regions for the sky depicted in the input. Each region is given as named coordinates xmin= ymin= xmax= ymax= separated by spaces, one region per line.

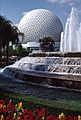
xmin=0 ymin=0 xmax=81 ymax=28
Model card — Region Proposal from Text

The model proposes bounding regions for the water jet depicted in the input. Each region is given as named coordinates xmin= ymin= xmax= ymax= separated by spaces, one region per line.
xmin=60 ymin=7 xmax=81 ymax=52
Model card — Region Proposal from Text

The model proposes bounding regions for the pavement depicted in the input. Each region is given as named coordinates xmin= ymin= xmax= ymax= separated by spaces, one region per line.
xmin=0 ymin=73 xmax=81 ymax=101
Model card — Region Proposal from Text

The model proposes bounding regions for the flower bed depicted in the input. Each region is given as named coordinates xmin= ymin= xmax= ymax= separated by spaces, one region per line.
xmin=0 ymin=99 xmax=81 ymax=120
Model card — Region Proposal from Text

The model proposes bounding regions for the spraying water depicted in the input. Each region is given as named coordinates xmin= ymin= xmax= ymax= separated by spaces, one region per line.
xmin=60 ymin=7 xmax=81 ymax=52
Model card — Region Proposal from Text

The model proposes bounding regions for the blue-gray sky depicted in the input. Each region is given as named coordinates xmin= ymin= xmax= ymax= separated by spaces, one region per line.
xmin=0 ymin=0 xmax=81 ymax=27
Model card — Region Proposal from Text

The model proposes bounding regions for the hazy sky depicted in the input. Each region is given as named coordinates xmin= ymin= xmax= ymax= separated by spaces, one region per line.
xmin=0 ymin=0 xmax=81 ymax=27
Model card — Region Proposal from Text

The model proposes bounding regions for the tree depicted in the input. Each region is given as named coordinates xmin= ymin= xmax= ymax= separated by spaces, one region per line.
xmin=39 ymin=37 xmax=55 ymax=52
xmin=3 ymin=20 xmax=13 ymax=64
xmin=4 ymin=25 xmax=21 ymax=64
xmin=0 ymin=15 xmax=10 ymax=66
xmin=0 ymin=15 xmax=21 ymax=65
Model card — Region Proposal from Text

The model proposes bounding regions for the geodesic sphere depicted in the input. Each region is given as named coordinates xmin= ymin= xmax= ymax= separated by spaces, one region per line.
xmin=18 ymin=9 xmax=63 ymax=43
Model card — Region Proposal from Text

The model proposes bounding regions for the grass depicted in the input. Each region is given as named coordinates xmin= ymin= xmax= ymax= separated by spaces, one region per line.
xmin=0 ymin=91 xmax=81 ymax=115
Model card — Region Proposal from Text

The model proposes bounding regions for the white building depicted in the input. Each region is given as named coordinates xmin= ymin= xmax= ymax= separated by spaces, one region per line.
xmin=18 ymin=9 xmax=63 ymax=51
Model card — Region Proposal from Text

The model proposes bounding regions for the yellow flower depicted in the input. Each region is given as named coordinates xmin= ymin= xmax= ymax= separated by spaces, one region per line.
xmin=42 ymin=116 xmax=45 ymax=120
xmin=0 ymin=104 xmax=3 ymax=108
xmin=14 ymin=113 xmax=16 ymax=119
xmin=18 ymin=101 xmax=22 ymax=108
xmin=61 ymin=113 xmax=64 ymax=116
xmin=0 ymin=104 xmax=3 ymax=113
xmin=3 ymin=105 xmax=6 ymax=108
xmin=78 ymin=115 xmax=81 ymax=120
xmin=0 ymin=115 xmax=4 ymax=120
xmin=9 ymin=99 xmax=12 ymax=103
xmin=59 ymin=113 xmax=65 ymax=120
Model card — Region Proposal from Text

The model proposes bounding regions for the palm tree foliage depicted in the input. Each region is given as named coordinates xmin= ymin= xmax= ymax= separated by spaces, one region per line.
xmin=0 ymin=15 xmax=19 ymax=66
xmin=39 ymin=37 xmax=55 ymax=52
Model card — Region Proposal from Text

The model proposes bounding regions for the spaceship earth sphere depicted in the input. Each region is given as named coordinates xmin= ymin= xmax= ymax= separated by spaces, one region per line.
xmin=18 ymin=9 xmax=63 ymax=44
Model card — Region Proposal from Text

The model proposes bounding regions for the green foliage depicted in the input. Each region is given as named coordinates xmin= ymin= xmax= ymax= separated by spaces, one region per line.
xmin=2 ymin=44 xmax=32 ymax=57
xmin=15 ymin=44 xmax=32 ymax=57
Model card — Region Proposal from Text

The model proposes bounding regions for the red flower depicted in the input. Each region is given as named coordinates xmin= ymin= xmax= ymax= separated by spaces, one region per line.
xmin=55 ymin=117 xmax=60 ymax=120
xmin=28 ymin=110 xmax=33 ymax=118
xmin=6 ymin=115 xmax=13 ymax=120
xmin=7 ymin=100 xmax=14 ymax=111
xmin=11 ymin=106 xmax=15 ymax=113
xmin=34 ymin=108 xmax=39 ymax=114
xmin=46 ymin=114 xmax=54 ymax=120
xmin=3 ymin=106 xmax=8 ymax=113
xmin=7 ymin=100 xmax=12 ymax=107
xmin=24 ymin=115 xmax=30 ymax=120
xmin=22 ymin=109 xmax=29 ymax=116
xmin=64 ymin=116 xmax=68 ymax=120
xmin=37 ymin=112 xmax=42 ymax=120
xmin=68 ymin=115 xmax=73 ymax=120
xmin=29 ymin=115 xmax=35 ymax=120
xmin=17 ymin=116 xmax=22 ymax=120
xmin=74 ymin=116 xmax=78 ymax=120
xmin=0 ymin=99 xmax=5 ymax=105
xmin=41 ymin=108 xmax=47 ymax=117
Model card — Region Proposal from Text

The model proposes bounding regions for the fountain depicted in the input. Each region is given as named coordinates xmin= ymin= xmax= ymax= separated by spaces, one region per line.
xmin=2 ymin=7 xmax=81 ymax=89
xmin=60 ymin=7 xmax=81 ymax=52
